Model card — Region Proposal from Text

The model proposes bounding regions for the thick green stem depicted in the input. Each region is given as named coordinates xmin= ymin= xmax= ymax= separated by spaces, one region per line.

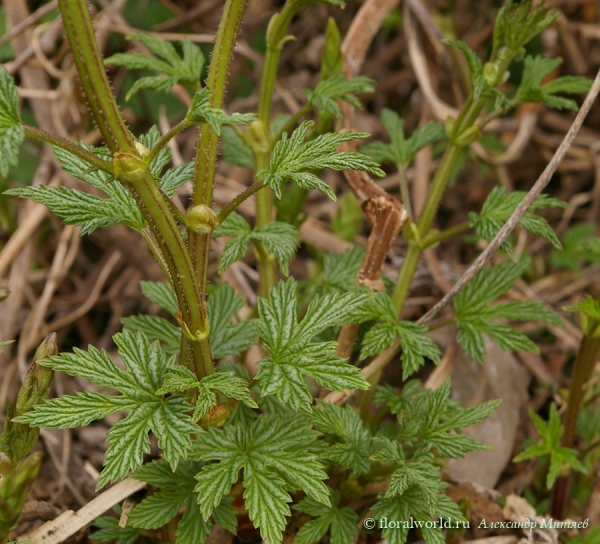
xmin=397 ymin=164 xmax=412 ymax=218
xmin=551 ymin=333 xmax=600 ymax=519
xmin=58 ymin=0 xmax=212 ymax=378
xmin=58 ymin=0 xmax=134 ymax=153
xmin=189 ymin=0 xmax=248 ymax=291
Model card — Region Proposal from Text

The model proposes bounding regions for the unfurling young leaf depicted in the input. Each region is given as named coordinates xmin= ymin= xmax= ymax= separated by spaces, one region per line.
xmin=515 ymin=56 xmax=592 ymax=111
xmin=257 ymin=121 xmax=385 ymax=201
xmin=254 ymin=278 xmax=370 ymax=412
xmin=453 ymin=260 xmax=563 ymax=363
xmin=0 ymin=66 xmax=24 ymax=177
xmin=186 ymin=88 xmax=256 ymax=135
xmin=104 ymin=34 xmax=205 ymax=100
xmin=469 ymin=186 xmax=566 ymax=257
xmin=13 ymin=330 xmax=197 ymax=488
xmin=214 ymin=212 xmax=298 ymax=275
xmin=306 ymin=74 xmax=375 ymax=121
xmin=513 ymin=403 xmax=587 ymax=489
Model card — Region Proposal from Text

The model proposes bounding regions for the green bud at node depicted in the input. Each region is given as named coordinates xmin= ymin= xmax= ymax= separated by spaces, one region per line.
xmin=454 ymin=125 xmax=481 ymax=147
xmin=186 ymin=205 xmax=219 ymax=234
xmin=444 ymin=116 xmax=456 ymax=140
xmin=113 ymin=151 xmax=148 ymax=183
xmin=483 ymin=62 xmax=500 ymax=86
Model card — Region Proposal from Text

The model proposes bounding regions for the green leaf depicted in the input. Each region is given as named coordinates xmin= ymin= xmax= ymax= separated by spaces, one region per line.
xmin=14 ymin=330 xmax=197 ymax=488
xmin=443 ymin=40 xmax=487 ymax=99
xmin=4 ymin=184 xmax=145 ymax=235
xmin=214 ymin=212 xmax=299 ymax=275
xmin=353 ymin=292 xmax=441 ymax=377
xmin=140 ymin=281 xmax=178 ymax=314
xmin=361 ymin=109 xmax=445 ymax=167
xmin=516 ymin=56 xmax=591 ymax=111
xmin=257 ymin=121 xmax=384 ymax=201
xmin=91 ymin=516 xmax=141 ymax=544
xmin=105 ymin=34 xmax=205 ymax=100
xmin=454 ymin=261 xmax=563 ymax=362
xmin=0 ymin=66 xmax=24 ymax=177
xmin=493 ymin=0 xmax=558 ymax=62
xmin=220 ymin=127 xmax=254 ymax=168
xmin=192 ymin=414 xmax=329 ymax=543
xmin=311 ymin=401 xmax=371 ymax=475
xmin=138 ymin=125 xmax=171 ymax=176
xmin=375 ymin=380 xmax=499 ymax=459
xmin=306 ymin=74 xmax=375 ymax=121
xmin=121 ymin=315 xmax=180 ymax=355
xmin=160 ymin=161 xmax=194 ymax=197
xmin=0 ymin=340 xmax=13 ymax=350
xmin=186 ymin=88 xmax=256 ymax=135
xmin=316 ymin=246 xmax=365 ymax=295
xmin=255 ymin=279 xmax=370 ymax=412
xmin=514 ymin=404 xmax=587 ymax=489
xmin=6 ymin=142 xmax=147 ymax=234
xmin=251 ymin=222 xmax=298 ymax=276
xmin=129 ymin=459 xmax=221 ymax=544
xmin=550 ymin=223 xmax=600 ymax=273
xmin=208 ymin=284 xmax=256 ymax=359
xmin=294 ymin=492 xmax=359 ymax=544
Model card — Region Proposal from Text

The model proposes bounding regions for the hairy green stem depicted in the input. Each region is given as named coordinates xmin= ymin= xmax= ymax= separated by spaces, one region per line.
xmin=58 ymin=0 xmax=212 ymax=378
xmin=254 ymin=0 xmax=302 ymax=296
xmin=217 ymin=181 xmax=266 ymax=224
xmin=147 ymin=119 xmax=193 ymax=165
xmin=189 ymin=0 xmax=248 ymax=289
xmin=24 ymin=125 xmax=113 ymax=175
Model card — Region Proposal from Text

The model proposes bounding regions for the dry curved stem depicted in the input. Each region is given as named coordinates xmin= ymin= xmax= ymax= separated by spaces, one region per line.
xmin=418 ymin=67 xmax=600 ymax=326
xmin=340 ymin=0 xmax=408 ymax=292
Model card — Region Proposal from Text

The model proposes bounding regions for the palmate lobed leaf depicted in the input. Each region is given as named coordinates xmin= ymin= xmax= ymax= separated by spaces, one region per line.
xmin=186 ymin=88 xmax=256 ymax=135
xmin=192 ymin=413 xmax=329 ymax=544
xmin=306 ymin=74 xmax=375 ymax=121
xmin=125 ymin=459 xmax=236 ymax=544
xmin=453 ymin=260 xmax=563 ymax=362
xmin=214 ymin=212 xmax=298 ymax=275
xmin=360 ymin=109 xmax=445 ymax=168
xmin=516 ymin=56 xmax=592 ymax=111
xmin=513 ymin=404 xmax=587 ymax=489
xmin=254 ymin=279 xmax=370 ymax=411
xmin=14 ymin=330 xmax=197 ymax=488
xmin=258 ymin=121 xmax=384 ymax=201
xmin=294 ymin=492 xmax=359 ymax=544
xmin=105 ymin=33 xmax=205 ymax=100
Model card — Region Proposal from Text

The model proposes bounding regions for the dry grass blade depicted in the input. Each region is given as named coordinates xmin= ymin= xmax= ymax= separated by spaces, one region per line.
xmin=24 ymin=478 xmax=146 ymax=544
